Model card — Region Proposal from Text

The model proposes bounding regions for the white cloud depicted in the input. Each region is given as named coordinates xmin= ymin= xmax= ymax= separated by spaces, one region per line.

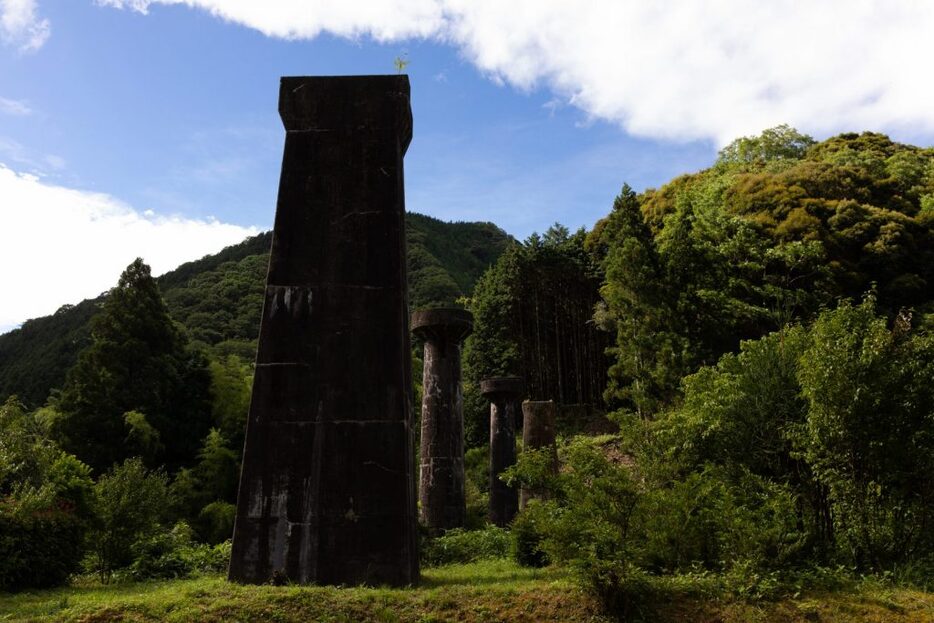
xmin=0 ymin=163 xmax=259 ymax=331
xmin=0 ymin=96 xmax=31 ymax=115
xmin=0 ymin=0 xmax=49 ymax=52
xmin=96 ymin=0 xmax=934 ymax=145
xmin=96 ymin=0 xmax=446 ymax=40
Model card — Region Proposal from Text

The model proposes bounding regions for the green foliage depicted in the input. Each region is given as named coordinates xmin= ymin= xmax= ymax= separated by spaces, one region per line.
xmin=0 ymin=300 xmax=97 ymax=408
xmin=464 ymin=224 xmax=610 ymax=445
xmin=167 ymin=429 xmax=239 ymax=543
xmin=164 ymin=254 xmax=267 ymax=347
xmin=0 ymin=397 xmax=92 ymax=591
xmin=507 ymin=435 xmax=813 ymax=613
xmin=0 ymin=396 xmax=64 ymax=494
xmin=650 ymin=328 xmax=832 ymax=553
xmin=406 ymin=213 xmax=512 ymax=309
xmin=0 ymin=504 xmax=85 ymax=591
xmin=593 ymin=128 xmax=934 ymax=415
xmin=589 ymin=185 xmax=687 ymax=415
xmin=129 ymin=522 xmax=231 ymax=580
xmin=123 ymin=410 xmax=164 ymax=462
xmin=208 ymin=355 xmax=252 ymax=450
xmin=420 ymin=526 xmax=511 ymax=567
xmin=795 ymin=298 xmax=934 ymax=568
xmin=463 ymin=446 xmax=490 ymax=528
xmin=88 ymin=458 xmax=169 ymax=582
xmin=195 ymin=429 xmax=239 ymax=504
xmin=621 ymin=297 xmax=934 ymax=578
xmin=53 ymin=259 xmax=213 ymax=473
xmin=717 ymin=125 xmax=817 ymax=166
xmin=511 ymin=500 xmax=553 ymax=568
xmin=197 ymin=501 xmax=236 ymax=545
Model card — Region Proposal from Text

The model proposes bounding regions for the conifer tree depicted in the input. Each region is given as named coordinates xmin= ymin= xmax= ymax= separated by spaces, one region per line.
xmin=54 ymin=259 xmax=211 ymax=473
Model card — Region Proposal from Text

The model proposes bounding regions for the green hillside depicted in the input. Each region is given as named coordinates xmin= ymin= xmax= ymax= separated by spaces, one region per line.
xmin=0 ymin=213 xmax=512 ymax=407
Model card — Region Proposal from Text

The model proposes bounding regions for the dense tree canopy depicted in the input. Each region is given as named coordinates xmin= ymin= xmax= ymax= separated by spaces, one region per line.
xmin=52 ymin=259 xmax=212 ymax=473
xmin=463 ymin=225 xmax=611 ymax=444
xmin=590 ymin=129 xmax=934 ymax=415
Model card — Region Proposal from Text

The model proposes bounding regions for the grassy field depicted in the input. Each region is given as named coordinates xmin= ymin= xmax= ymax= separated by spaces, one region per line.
xmin=1 ymin=560 xmax=933 ymax=623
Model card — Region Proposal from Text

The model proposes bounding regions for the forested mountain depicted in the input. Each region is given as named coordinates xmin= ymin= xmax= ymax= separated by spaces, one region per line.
xmin=0 ymin=212 xmax=511 ymax=407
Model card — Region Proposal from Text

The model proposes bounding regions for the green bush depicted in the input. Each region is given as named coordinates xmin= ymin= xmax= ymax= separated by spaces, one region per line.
xmin=0 ymin=504 xmax=84 ymax=591
xmin=130 ymin=522 xmax=195 ymax=580
xmin=129 ymin=522 xmax=231 ymax=580
xmin=796 ymin=298 xmax=934 ymax=569
xmin=511 ymin=501 xmax=553 ymax=567
xmin=197 ymin=500 xmax=236 ymax=544
xmin=421 ymin=526 xmax=510 ymax=567
xmin=464 ymin=447 xmax=489 ymax=529
xmin=87 ymin=458 xmax=169 ymax=582
xmin=505 ymin=435 xmax=811 ymax=611
xmin=0 ymin=397 xmax=93 ymax=591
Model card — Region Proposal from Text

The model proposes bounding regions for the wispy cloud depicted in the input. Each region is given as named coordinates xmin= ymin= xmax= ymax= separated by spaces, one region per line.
xmin=0 ymin=163 xmax=259 ymax=330
xmin=0 ymin=135 xmax=66 ymax=176
xmin=0 ymin=0 xmax=49 ymax=53
xmin=93 ymin=0 xmax=934 ymax=145
xmin=0 ymin=96 xmax=31 ymax=115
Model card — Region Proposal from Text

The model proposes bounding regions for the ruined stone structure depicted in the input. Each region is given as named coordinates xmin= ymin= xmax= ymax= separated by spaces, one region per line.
xmin=412 ymin=308 xmax=473 ymax=535
xmin=480 ymin=376 xmax=525 ymax=527
xmin=229 ymin=75 xmax=418 ymax=586
xmin=519 ymin=400 xmax=559 ymax=510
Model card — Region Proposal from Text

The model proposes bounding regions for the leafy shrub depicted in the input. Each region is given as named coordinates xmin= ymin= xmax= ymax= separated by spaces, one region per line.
xmin=197 ymin=500 xmax=236 ymax=544
xmin=87 ymin=458 xmax=169 ymax=582
xmin=129 ymin=522 xmax=231 ymax=580
xmin=130 ymin=522 xmax=196 ymax=579
xmin=0 ymin=397 xmax=93 ymax=591
xmin=421 ymin=526 xmax=510 ymax=567
xmin=505 ymin=435 xmax=812 ymax=611
xmin=511 ymin=501 xmax=553 ymax=567
xmin=0 ymin=504 xmax=84 ymax=591
xmin=795 ymin=298 xmax=934 ymax=569
xmin=463 ymin=447 xmax=489 ymax=529
xmin=191 ymin=539 xmax=232 ymax=573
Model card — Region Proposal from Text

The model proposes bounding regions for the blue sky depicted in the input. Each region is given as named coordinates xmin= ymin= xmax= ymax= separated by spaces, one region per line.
xmin=2 ymin=1 xmax=933 ymax=331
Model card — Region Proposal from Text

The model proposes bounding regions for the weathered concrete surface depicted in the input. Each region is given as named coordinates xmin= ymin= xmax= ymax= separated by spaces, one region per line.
xmin=229 ymin=75 xmax=418 ymax=587
xmin=412 ymin=308 xmax=473 ymax=535
xmin=519 ymin=400 xmax=559 ymax=510
xmin=480 ymin=376 xmax=524 ymax=527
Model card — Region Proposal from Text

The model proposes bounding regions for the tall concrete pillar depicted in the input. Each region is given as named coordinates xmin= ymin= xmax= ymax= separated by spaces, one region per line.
xmin=519 ymin=400 xmax=559 ymax=510
xmin=412 ymin=308 xmax=473 ymax=535
xmin=480 ymin=376 xmax=524 ymax=527
xmin=229 ymin=76 xmax=418 ymax=587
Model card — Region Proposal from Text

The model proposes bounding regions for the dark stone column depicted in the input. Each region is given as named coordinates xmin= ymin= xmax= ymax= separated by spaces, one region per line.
xmin=480 ymin=376 xmax=524 ymax=527
xmin=519 ymin=400 xmax=558 ymax=510
xmin=229 ymin=75 xmax=418 ymax=587
xmin=411 ymin=308 xmax=473 ymax=535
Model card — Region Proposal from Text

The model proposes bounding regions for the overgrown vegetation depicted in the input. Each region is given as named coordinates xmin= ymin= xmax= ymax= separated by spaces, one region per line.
xmin=0 ymin=214 xmax=511 ymax=593
xmin=0 ymin=128 xmax=932 ymax=623
xmin=478 ymin=127 xmax=934 ymax=615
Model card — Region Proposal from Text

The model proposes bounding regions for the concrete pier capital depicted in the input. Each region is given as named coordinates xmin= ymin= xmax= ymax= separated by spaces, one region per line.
xmin=480 ymin=376 xmax=525 ymax=399
xmin=411 ymin=307 xmax=473 ymax=344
